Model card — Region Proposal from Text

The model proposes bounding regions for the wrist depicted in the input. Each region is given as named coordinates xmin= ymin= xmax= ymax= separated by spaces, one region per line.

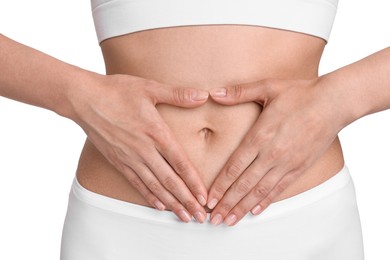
xmin=314 ymin=72 xmax=364 ymax=132
xmin=58 ymin=67 xmax=103 ymax=124
xmin=317 ymin=47 xmax=390 ymax=130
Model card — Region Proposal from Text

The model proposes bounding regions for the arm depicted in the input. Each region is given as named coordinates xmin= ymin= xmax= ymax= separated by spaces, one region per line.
xmin=0 ymin=34 xmax=208 ymax=223
xmin=206 ymin=46 xmax=390 ymax=226
xmin=320 ymin=47 xmax=390 ymax=126
xmin=0 ymin=33 xmax=85 ymax=117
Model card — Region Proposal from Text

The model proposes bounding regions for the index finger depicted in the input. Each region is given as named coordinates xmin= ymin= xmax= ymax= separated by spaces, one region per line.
xmin=208 ymin=80 xmax=274 ymax=105
xmin=147 ymin=81 xmax=209 ymax=107
xmin=153 ymin=119 xmax=208 ymax=206
xmin=206 ymin=138 xmax=259 ymax=209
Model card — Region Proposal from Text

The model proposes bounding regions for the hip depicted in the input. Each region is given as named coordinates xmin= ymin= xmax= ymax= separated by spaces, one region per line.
xmin=77 ymin=132 xmax=344 ymax=209
xmin=62 ymin=165 xmax=363 ymax=260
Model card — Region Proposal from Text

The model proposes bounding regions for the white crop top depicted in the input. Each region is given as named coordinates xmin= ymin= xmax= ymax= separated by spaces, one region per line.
xmin=91 ymin=0 xmax=339 ymax=44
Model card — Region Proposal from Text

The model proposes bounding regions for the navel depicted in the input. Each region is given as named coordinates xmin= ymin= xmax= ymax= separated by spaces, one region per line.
xmin=199 ymin=127 xmax=214 ymax=141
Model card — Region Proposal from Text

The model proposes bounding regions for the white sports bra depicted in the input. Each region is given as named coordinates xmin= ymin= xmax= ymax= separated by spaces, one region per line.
xmin=91 ymin=0 xmax=339 ymax=44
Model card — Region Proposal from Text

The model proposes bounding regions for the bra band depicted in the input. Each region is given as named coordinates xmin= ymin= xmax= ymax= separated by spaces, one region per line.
xmin=91 ymin=0 xmax=339 ymax=43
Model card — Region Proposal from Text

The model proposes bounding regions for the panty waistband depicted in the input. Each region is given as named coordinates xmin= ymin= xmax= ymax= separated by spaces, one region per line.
xmin=71 ymin=165 xmax=352 ymax=225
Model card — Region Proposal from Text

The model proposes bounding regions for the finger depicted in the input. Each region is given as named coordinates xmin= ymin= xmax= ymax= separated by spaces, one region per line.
xmin=152 ymin=117 xmax=208 ymax=207
xmin=145 ymin=151 xmax=207 ymax=223
xmin=148 ymin=81 xmax=209 ymax=107
xmin=251 ymin=170 xmax=299 ymax=216
xmin=206 ymin=146 xmax=258 ymax=210
xmin=223 ymin=168 xmax=286 ymax=226
xmin=128 ymin=160 xmax=197 ymax=223
xmin=122 ymin=167 xmax=166 ymax=211
xmin=209 ymin=158 xmax=271 ymax=225
xmin=207 ymin=122 xmax=264 ymax=210
xmin=208 ymin=80 xmax=270 ymax=105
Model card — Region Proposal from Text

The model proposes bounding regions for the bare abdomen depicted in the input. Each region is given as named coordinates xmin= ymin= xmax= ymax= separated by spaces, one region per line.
xmin=76 ymin=25 xmax=344 ymax=209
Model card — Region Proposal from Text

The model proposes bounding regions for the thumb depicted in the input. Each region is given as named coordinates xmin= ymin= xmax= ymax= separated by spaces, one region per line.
xmin=150 ymin=83 xmax=209 ymax=108
xmin=209 ymin=80 xmax=275 ymax=105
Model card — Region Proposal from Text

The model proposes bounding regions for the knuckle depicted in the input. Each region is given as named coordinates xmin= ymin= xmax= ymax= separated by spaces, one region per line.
xmin=142 ymin=79 xmax=161 ymax=95
xmin=185 ymin=181 xmax=199 ymax=194
xmin=254 ymin=131 xmax=268 ymax=147
xmin=145 ymin=159 xmax=163 ymax=174
xmin=234 ymin=179 xmax=252 ymax=195
xmin=261 ymin=196 xmax=273 ymax=208
xmin=219 ymin=201 xmax=232 ymax=213
xmin=114 ymin=161 xmax=127 ymax=174
xmin=264 ymin=145 xmax=286 ymax=164
xmin=230 ymin=85 xmax=243 ymax=100
xmin=172 ymin=87 xmax=189 ymax=103
xmin=162 ymin=176 xmax=178 ymax=192
xmin=146 ymin=121 xmax=168 ymax=143
xmin=234 ymin=205 xmax=248 ymax=217
xmin=104 ymin=148 xmax=119 ymax=166
xmin=128 ymin=176 xmax=143 ymax=191
xmin=174 ymin=160 xmax=191 ymax=176
xmin=225 ymin=162 xmax=243 ymax=180
xmin=213 ymin=183 xmax=226 ymax=198
xmin=243 ymin=133 xmax=256 ymax=147
xmin=182 ymin=200 xmax=198 ymax=212
xmin=144 ymin=193 xmax=157 ymax=203
xmin=253 ymin=184 xmax=269 ymax=199
xmin=143 ymin=78 xmax=157 ymax=86
xmin=274 ymin=181 xmax=288 ymax=195
xmin=283 ymin=158 xmax=297 ymax=172
xmin=261 ymin=78 xmax=274 ymax=90
xmin=169 ymin=201 xmax=184 ymax=212
xmin=269 ymin=147 xmax=282 ymax=161
xmin=244 ymin=131 xmax=267 ymax=148
xmin=262 ymin=79 xmax=279 ymax=98
xmin=147 ymin=180 xmax=162 ymax=193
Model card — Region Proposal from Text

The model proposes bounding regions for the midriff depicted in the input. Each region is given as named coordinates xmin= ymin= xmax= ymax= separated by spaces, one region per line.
xmin=76 ymin=25 xmax=344 ymax=212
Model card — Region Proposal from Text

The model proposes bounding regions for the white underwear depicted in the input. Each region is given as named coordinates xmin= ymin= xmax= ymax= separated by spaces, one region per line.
xmin=61 ymin=165 xmax=364 ymax=260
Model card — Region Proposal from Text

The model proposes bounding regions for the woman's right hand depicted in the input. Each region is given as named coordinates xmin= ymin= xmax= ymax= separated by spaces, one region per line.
xmin=68 ymin=73 xmax=209 ymax=223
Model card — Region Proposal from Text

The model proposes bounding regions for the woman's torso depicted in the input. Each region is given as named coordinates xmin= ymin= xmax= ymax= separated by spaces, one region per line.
xmin=76 ymin=25 xmax=344 ymax=211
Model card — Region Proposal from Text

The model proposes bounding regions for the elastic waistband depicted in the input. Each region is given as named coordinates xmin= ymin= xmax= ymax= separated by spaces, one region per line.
xmin=71 ymin=165 xmax=352 ymax=225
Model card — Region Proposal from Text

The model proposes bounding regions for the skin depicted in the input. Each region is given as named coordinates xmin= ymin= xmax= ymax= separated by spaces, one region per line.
xmin=1 ymin=26 xmax=389 ymax=226
xmin=207 ymin=47 xmax=390 ymax=225
xmin=207 ymin=79 xmax=351 ymax=225
xmin=0 ymin=34 xmax=209 ymax=222
xmin=76 ymin=25 xmax=344 ymax=224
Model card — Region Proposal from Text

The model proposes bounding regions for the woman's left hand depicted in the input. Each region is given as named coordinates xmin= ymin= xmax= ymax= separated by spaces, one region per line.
xmin=206 ymin=78 xmax=346 ymax=226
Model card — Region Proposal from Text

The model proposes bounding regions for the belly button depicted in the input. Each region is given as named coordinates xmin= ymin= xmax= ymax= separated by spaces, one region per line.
xmin=199 ymin=127 xmax=213 ymax=140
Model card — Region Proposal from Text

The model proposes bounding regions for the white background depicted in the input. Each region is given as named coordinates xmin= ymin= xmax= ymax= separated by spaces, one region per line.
xmin=0 ymin=0 xmax=389 ymax=259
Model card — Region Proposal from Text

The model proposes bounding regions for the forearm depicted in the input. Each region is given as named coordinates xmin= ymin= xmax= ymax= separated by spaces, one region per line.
xmin=320 ymin=46 xmax=390 ymax=128
xmin=0 ymin=33 xmax=213 ymax=222
xmin=0 ymin=34 xmax=98 ymax=120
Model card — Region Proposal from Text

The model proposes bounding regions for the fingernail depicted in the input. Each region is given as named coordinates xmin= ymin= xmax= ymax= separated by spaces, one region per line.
xmin=194 ymin=211 xmax=206 ymax=223
xmin=178 ymin=210 xmax=192 ymax=223
xmin=210 ymin=88 xmax=227 ymax=97
xmin=210 ymin=213 xmax=223 ymax=226
xmin=251 ymin=205 xmax=262 ymax=215
xmin=197 ymin=195 xmax=207 ymax=206
xmin=154 ymin=201 xmax=166 ymax=211
xmin=191 ymin=90 xmax=209 ymax=101
xmin=224 ymin=214 xmax=237 ymax=226
xmin=207 ymin=198 xmax=218 ymax=209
